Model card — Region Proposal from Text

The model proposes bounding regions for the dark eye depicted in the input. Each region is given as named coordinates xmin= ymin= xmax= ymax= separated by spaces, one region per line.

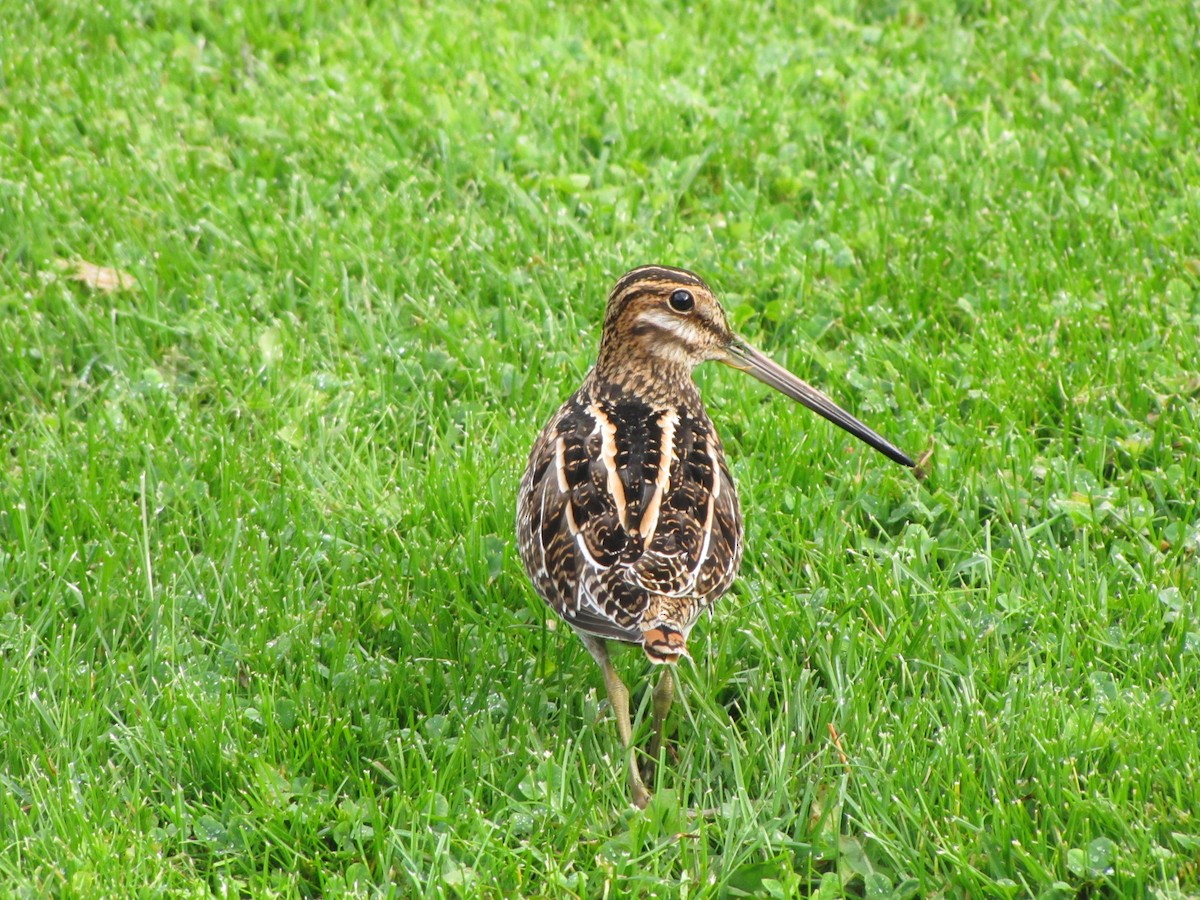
xmin=669 ymin=289 xmax=694 ymax=313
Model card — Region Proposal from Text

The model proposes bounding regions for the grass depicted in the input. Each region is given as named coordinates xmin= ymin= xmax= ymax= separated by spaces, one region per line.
xmin=2 ymin=0 xmax=1199 ymax=895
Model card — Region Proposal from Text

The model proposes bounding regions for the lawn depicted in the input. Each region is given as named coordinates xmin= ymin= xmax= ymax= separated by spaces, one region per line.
xmin=2 ymin=0 xmax=1199 ymax=896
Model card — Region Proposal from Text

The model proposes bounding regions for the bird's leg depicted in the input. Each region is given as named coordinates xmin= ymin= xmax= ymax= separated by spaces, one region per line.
xmin=643 ymin=665 xmax=675 ymax=785
xmin=581 ymin=635 xmax=650 ymax=809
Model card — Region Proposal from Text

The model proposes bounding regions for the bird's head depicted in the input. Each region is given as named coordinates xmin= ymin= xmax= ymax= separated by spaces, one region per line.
xmin=598 ymin=265 xmax=735 ymax=370
xmin=596 ymin=264 xmax=915 ymax=468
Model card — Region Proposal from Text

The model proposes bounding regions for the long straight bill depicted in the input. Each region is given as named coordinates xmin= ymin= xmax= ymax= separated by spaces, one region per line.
xmin=723 ymin=338 xmax=915 ymax=468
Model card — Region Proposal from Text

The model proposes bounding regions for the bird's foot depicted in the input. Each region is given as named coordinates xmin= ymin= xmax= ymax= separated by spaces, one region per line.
xmin=630 ymin=779 xmax=651 ymax=809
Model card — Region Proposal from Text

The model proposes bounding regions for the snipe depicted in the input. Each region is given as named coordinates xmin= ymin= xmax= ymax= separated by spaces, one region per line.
xmin=516 ymin=265 xmax=913 ymax=808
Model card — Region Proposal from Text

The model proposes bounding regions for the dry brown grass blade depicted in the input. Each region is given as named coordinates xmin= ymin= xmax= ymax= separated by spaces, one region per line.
xmin=54 ymin=258 xmax=136 ymax=293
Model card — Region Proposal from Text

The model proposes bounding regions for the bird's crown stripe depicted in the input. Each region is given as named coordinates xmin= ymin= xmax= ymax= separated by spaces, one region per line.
xmin=610 ymin=266 xmax=705 ymax=301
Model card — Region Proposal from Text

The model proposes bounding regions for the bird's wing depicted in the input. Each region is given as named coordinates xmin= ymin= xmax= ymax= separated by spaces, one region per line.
xmin=516 ymin=395 xmax=644 ymax=642
xmin=693 ymin=461 xmax=742 ymax=604
xmin=628 ymin=412 xmax=740 ymax=606
xmin=516 ymin=425 xmax=581 ymax=620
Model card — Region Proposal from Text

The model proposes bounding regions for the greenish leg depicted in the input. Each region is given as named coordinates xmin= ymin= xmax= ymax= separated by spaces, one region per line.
xmin=644 ymin=664 xmax=675 ymax=785
xmin=581 ymin=635 xmax=651 ymax=809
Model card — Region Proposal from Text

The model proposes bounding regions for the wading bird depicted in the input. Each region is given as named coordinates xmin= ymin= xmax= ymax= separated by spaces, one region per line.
xmin=516 ymin=265 xmax=913 ymax=808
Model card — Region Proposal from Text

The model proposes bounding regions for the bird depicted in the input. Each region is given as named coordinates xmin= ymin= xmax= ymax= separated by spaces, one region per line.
xmin=516 ymin=265 xmax=914 ymax=808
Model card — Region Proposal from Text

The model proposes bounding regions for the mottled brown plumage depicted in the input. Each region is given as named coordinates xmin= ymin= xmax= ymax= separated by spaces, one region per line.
xmin=516 ymin=265 xmax=913 ymax=808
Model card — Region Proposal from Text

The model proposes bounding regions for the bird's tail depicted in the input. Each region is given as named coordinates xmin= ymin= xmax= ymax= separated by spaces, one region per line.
xmin=641 ymin=625 xmax=690 ymax=664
